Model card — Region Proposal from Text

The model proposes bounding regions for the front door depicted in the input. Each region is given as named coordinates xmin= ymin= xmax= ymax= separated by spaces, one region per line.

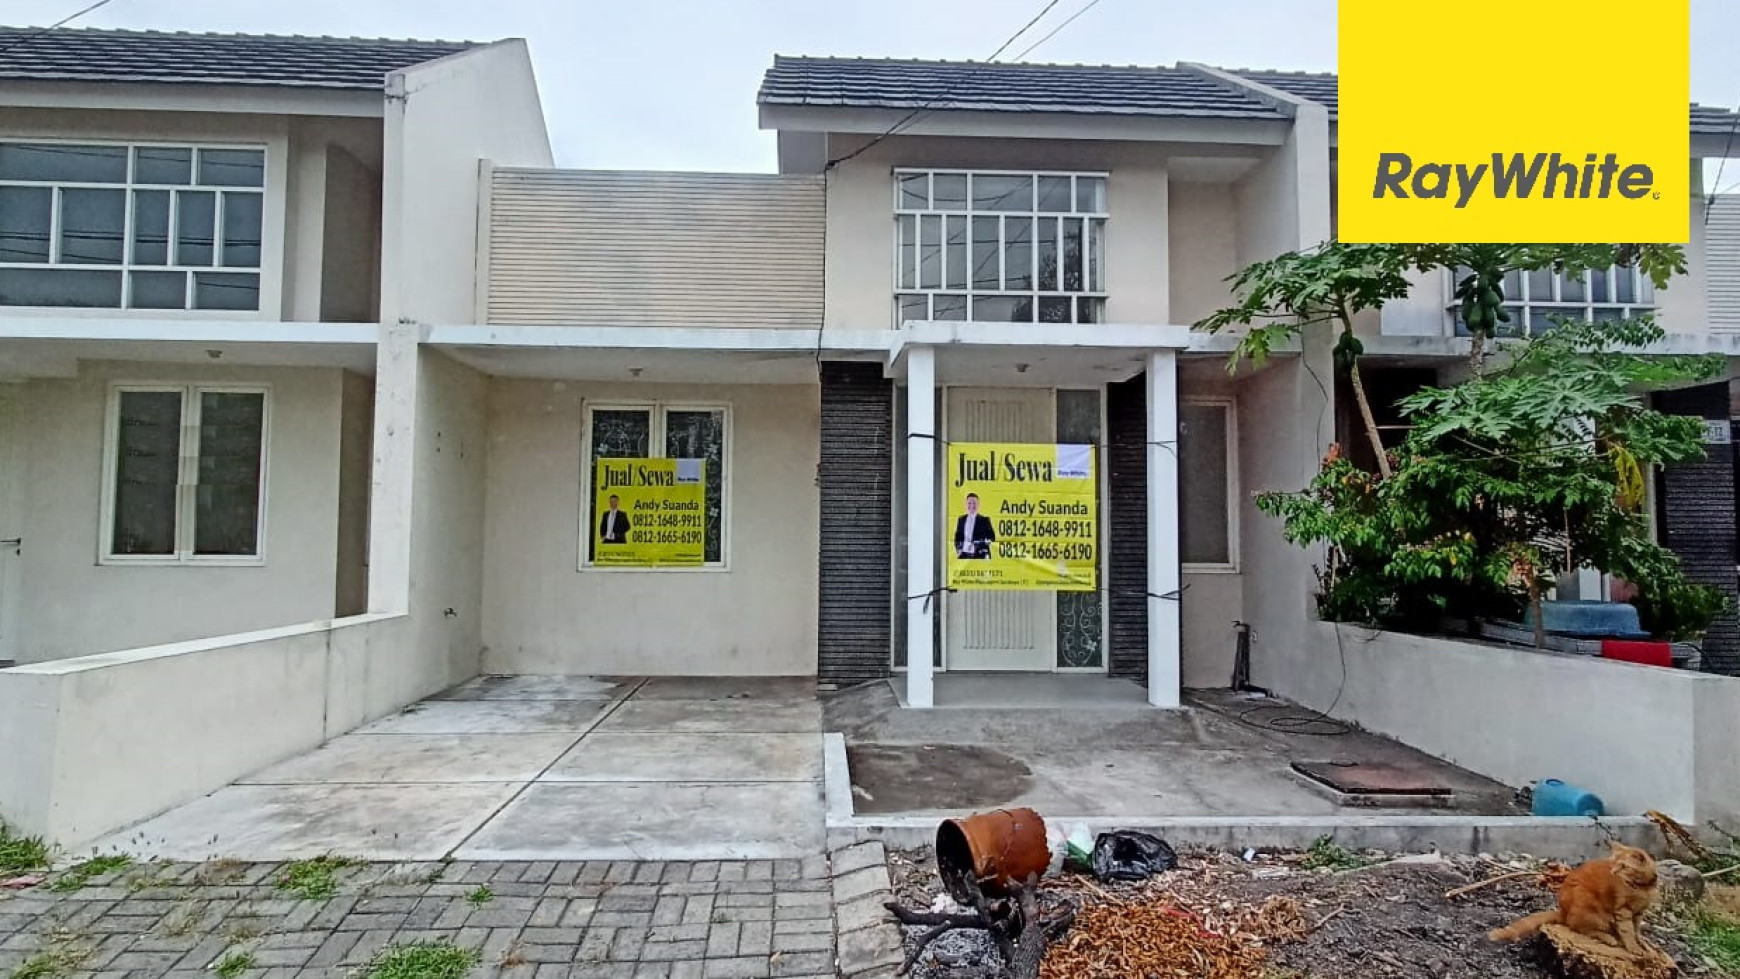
xmin=944 ymin=388 xmax=1056 ymax=671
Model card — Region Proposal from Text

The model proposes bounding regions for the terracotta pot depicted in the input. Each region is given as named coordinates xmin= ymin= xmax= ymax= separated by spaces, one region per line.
xmin=935 ymin=807 xmax=1049 ymax=904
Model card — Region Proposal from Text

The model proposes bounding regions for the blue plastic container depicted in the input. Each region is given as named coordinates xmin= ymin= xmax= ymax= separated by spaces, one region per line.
xmin=1522 ymin=600 xmax=1649 ymax=639
xmin=1533 ymin=778 xmax=1605 ymax=817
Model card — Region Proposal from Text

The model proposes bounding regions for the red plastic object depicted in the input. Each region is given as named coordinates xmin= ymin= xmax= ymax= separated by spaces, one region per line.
xmin=1600 ymin=640 xmax=1672 ymax=667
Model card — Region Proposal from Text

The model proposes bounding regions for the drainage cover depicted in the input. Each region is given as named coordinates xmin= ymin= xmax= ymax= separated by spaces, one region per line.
xmin=1291 ymin=760 xmax=1453 ymax=797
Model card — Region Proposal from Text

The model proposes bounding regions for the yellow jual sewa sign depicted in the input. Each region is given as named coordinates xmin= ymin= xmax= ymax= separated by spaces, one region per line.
xmin=1338 ymin=0 xmax=1688 ymax=243
xmin=946 ymin=442 xmax=1096 ymax=591
xmin=592 ymin=457 xmax=705 ymax=567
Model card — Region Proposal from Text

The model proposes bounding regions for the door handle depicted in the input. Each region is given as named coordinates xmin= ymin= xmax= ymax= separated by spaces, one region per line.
xmin=0 ymin=538 xmax=18 ymax=546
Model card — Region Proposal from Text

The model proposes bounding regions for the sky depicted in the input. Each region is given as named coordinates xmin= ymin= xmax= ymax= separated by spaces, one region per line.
xmin=10 ymin=0 xmax=1740 ymax=186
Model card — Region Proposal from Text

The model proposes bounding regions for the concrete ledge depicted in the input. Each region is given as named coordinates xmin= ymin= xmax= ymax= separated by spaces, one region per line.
xmin=829 ymin=814 xmax=1655 ymax=862
xmin=2 ymin=613 xmax=398 ymax=675
xmin=830 ymin=839 xmax=903 ymax=979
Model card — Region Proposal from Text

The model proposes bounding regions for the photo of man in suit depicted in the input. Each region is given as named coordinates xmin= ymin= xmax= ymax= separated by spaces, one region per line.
xmin=599 ymin=494 xmax=632 ymax=543
xmin=953 ymin=493 xmax=995 ymax=559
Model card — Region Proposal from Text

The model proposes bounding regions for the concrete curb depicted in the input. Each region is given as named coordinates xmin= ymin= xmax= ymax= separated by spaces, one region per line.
xmin=830 ymin=839 xmax=903 ymax=979
xmin=821 ymin=732 xmax=1654 ymax=859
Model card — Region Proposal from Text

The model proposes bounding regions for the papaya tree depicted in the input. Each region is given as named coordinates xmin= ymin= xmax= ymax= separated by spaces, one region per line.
xmin=1195 ymin=241 xmax=1689 ymax=478
xmin=1254 ymin=316 xmax=1728 ymax=643
xmin=1195 ymin=242 xmax=1412 ymax=476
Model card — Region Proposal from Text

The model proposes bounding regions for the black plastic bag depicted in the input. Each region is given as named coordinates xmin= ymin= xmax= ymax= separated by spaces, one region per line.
xmin=1090 ymin=830 xmax=1177 ymax=882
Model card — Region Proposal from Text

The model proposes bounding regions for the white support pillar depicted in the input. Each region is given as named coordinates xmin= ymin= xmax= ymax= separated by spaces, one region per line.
xmin=905 ymin=346 xmax=937 ymax=709
xmin=1146 ymin=350 xmax=1182 ymax=708
xmin=367 ymin=320 xmax=424 ymax=616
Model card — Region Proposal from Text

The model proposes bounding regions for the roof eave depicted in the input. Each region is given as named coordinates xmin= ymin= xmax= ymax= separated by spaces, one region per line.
xmin=0 ymin=78 xmax=388 ymax=117
xmin=758 ymin=102 xmax=1290 ymax=147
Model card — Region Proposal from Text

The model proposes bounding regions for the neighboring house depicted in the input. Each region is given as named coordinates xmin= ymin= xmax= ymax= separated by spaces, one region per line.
xmin=0 ymin=28 xmax=553 ymax=682
xmin=3 ymin=30 xmax=1738 ymax=844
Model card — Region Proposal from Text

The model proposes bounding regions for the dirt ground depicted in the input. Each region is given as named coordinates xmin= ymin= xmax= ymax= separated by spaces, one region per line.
xmin=885 ymin=843 xmax=1722 ymax=979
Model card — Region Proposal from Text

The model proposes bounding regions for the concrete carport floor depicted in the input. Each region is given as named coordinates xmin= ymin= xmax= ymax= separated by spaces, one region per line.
xmin=96 ymin=676 xmax=826 ymax=862
xmin=829 ymin=679 xmax=1520 ymax=818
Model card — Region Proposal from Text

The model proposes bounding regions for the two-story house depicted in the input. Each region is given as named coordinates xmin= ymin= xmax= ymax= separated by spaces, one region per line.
xmin=5 ymin=29 xmax=1738 ymax=849
xmin=0 ymin=28 xmax=556 ymax=844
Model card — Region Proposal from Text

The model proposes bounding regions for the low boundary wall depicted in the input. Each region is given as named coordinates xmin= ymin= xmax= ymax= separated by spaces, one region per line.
xmin=0 ymin=612 xmax=438 ymax=850
xmin=1256 ymin=622 xmax=1740 ymax=824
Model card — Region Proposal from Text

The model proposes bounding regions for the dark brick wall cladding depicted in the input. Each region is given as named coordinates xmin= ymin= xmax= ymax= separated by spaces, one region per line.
xmin=1107 ymin=375 xmax=1149 ymax=680
xmin=817 ymin=363 xmax=895 ymax=686
xmin=1653 ymin=383 xmax=1740 ymax=675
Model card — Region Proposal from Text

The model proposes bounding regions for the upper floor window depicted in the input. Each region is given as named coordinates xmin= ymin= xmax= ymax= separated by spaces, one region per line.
xmin=0 ymin=142 xmax=265 ymax=312
xmin=895 ymin=170 xmax=1106 ymax=325
xmin=1450 ymin=265 xmax=1656 ymax=336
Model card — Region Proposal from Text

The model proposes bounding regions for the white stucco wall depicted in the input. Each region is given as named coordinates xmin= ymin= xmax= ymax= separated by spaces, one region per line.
xmin=481 ymin=379 xmax=821 ymax=675
xmin=1181 ymin=571 xmax=1242 ymax=688
xmin=13 ymin=362 xmax=344 ymax=663
xmin=821 ymin=135 xmax=1171 ymax=329
xmin=1658 ymin=160 xmax=1711 ymax=334
xmin=1263 ymin=623 xmax=1740 ymax=824
xmin=317 ymin=145 xmax=383 ymax=323
xmin=1235 ymin=361 xmax=1317 ymax=682
xmin=1169 ymin=182 xmax=1239 ymax=328
xmin=410 ymin=350 xmax=488 ymax=687
xmin=381 ymin=41 xmax=553 ymax=326
xmin=331 ymin=342 xmax=489 ymax=733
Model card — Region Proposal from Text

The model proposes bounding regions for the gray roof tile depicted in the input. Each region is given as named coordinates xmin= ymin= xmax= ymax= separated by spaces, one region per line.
xmin=0 ymin=26 xmax=478 ymax=90
xmin=758 ymin=55 xmax=1286 ymax=121
xmin=1230 ymin=68 xmax=1737 ymax=138
xmin=1232 ymin=69 xmax=1338 ymax=117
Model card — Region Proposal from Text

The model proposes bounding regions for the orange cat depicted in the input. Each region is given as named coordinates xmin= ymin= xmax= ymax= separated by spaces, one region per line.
xmin=1487 ymin=842 xmax=1660 ymax=954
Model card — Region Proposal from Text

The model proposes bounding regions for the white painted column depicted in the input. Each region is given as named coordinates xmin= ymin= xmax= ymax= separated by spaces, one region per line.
xmin=367 ymin=320 xmax=424 ymax=616
xmin=905 ymin=346 xmax=937 ymax=709
xmin=1146 ymin=350 xmax=1182 ymax=708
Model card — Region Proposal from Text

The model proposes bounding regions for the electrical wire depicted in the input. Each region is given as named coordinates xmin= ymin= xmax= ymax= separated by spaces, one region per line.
xmin=987 ymin=0 xmax=1068 ymax=62
xmin=1012 ymin=0 xmax=1110 ymax=61
xmin=1705 ymin=102 xmax=1740 ymax=223
xmin=826 ymin=0 xmax=1105 ymax=171
xmin=0 ymin=0 xmax=120 ymax=57
xmin=1231 ymin=619 xmax=1358 ymax=737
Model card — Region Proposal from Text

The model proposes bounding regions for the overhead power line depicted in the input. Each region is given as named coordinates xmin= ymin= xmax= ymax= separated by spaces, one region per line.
xmin=1706 ymin=103 xmax=1740 ymax=222
xmin=1013 ymin=0 xmax=1110 ymax=61
xmin=0 ymin=0 xmax=121 ymax=57
xmin=826 ymin=0 xmax=1104 ymax=171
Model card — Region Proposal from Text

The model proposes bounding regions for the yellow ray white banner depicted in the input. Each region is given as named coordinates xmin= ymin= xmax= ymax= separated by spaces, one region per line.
xmin=1338 ymin=0 xmax=1689 ymax=243
xmin=946 ymin=442 xmax=1097 ymax=591
xmin=592 ymin=457 xmax=706 ymax=567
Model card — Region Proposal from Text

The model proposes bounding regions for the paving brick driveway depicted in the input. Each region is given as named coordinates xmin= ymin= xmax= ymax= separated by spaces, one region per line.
xmin=0 ymin=857 xmax=841 ymax=978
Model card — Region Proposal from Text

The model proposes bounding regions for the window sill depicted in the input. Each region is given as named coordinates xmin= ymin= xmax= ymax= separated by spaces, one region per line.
xmin=0 ymin=306 xmax=269 ymax=319
xmin=1183 ymin=563 xmax=1240 ymax=575
xmin=578 ymin=563 xmax=731 ymax=574
xmin=99 ymin=555 xmax=266 ymax=568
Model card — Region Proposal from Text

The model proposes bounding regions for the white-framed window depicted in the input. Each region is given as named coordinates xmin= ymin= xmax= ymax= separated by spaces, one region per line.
xmin=100 ymin=384 xmax=269 ymax=565
xmin=581 ymin=403 xmax=730 ymax=569
xmin=1450 ymin=265 xmax=1657 ymax=336
xmin=0 ymin=141 xmax=265 ymax=311
xmin=894 ymin=169 xmax=1107 ymax=325
xmin=1180 ymin=397 xmax=1238 ymax=571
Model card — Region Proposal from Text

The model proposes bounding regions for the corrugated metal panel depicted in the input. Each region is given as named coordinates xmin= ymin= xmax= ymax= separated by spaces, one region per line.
xmin=486 ymin=169 xmax=825 ymax=327
xmin=817 ymin=363 xmax=894 ymax=686
xmin=1707 ymin=195 xmax=1740 ymax=334
xmin=1107 ymin=376 xmax=1148 ymax=680
xmin=1654 ymin=383 xmax=1740 ymax=676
